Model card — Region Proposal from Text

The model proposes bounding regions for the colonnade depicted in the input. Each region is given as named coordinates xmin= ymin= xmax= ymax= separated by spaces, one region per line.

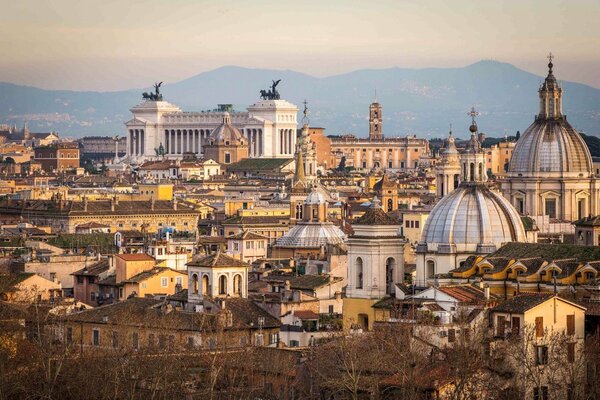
xmin=129 ymin=129 xmax=145 ymax=156
xmin=279 ymin=129 xmax=294 ymax=155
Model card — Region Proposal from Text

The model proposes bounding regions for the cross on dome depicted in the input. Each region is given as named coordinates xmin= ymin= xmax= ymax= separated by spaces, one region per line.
xmin=468 ymin=107 xmax=480 ymax=126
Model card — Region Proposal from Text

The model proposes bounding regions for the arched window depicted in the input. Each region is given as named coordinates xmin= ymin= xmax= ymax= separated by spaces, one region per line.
xmin=295 ymin=204 xmax=303 ymax=220
xmin=192 ymin=273 xmax=199 ymax=294
xmin=202 ymin=275 xmax=209 ymax=296
xmin=386 ymin=258 xmax=396 ymax=295
xmin=478 ymin=163 xmax=483 ymax=180
xmin=219 ymin=275 xmax=227 ymax=295
xmin=426 ymin=260 xmax=435 ymax=279
xmin=470 ymin=163 xmax=475 ymax=181
xmin=387 ymin=198 xmax=393 ymax=212
xmin=233 ymin=274 xmax=242 ymax=296
xmin=355 ymin=257 xmax=364 ymax=289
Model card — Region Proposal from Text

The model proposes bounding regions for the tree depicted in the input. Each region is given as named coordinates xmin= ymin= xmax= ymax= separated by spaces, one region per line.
xmin=337 ymin=156 xmax=347 ymax=172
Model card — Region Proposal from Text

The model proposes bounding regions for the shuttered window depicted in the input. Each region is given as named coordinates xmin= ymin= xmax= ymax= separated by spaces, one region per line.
xmin=535 ymin=316 xmax=544 ymax=337
xmin=567 ymin=314 xmax=575 ymax=335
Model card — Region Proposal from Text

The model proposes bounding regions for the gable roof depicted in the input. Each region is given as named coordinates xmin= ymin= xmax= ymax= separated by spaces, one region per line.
xmin=491 ymin=293 xmax=585 ymax=314
xmin=187 ymin=250 xmax=252 ymax=269
xmin=490 ymin=242 xmax=600 ymax=262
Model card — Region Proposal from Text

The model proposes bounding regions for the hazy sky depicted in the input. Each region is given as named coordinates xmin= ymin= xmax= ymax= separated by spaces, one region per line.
xmin=1 ymin=0 xmax=599 ymax=91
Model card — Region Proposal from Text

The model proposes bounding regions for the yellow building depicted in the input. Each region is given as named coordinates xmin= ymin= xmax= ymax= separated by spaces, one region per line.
xmin=400 ymin=209 xmax=430 ymax=246
xmin=484 ymin=140 xmax=516 ymax=177
xmin=119 ymin=267 xmax=187 ymax=300
xmin=0 ymin=273 xmax=62 ymax=302
xmin=136 ymin=183 xmax=173 ymax=201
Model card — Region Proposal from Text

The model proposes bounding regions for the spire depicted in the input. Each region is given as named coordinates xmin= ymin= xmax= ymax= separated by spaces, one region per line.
xmin=374 ymin=88 xmax=378 ymax=103
xmin=538 ymin=53 xmax=562 ymax=119
xmin=294 ymin=147 xmax=306 ymax=184
xmin=301 ymin=99 xmax=309 ymax=126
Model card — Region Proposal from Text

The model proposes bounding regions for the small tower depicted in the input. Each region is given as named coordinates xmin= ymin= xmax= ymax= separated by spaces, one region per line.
xmin=538 ymin=52 xmax=563 ymax=120
xmin=344 ymin=197 xmax=404 ymax=331
xmin=186 ymin=249 xmax=251 ymax=309
xmin=369 ymin=98 xmax=383 ymax=140
xmin=461 ymin=107 xmax=487 ymax=183
xmin=435 ymin=127 xmax=462 ymax=198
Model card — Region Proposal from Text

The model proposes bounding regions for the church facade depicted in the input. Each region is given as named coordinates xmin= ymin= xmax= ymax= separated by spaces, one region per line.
xmin=124 ymin=87 xmax=298 ymax=163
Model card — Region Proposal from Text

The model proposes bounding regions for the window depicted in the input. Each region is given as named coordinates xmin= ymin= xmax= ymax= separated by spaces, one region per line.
xmin=255 ymin=333 xmax=264 ymax=346
xmin=567 ymin=314 xmax=575 ymax=335
xmin=496 ymin=315 xmax=506 ymax=337
xmin=112 ymin=331 xmax=119 ymax=348
xmin=544 ymin=198 xmax=557 ymax=219
xmin=535 ymin=345 xmax=548 ymax=365
xmin=290 ymin=340 xmax=300 ymax=347
xmin=355 ymin=257 xmax=363 ymax=289
xmin=187 ymin=336 xmax=196 ymax=349
xmin=132 ymin=332 xmax=139 ymax=349
xmin=175 ymin=276 xmax=183 ymax=287
xmin=77 ymin=276 xmax=84 ymax=284
xmin=567 ymin=342 xmax=575 ymax=363
xmin=66 ymin=327 xmax=73 ymax=344
xmin=92 ymin=329 xmax=100 ymax=346
xmin=219 ymin=275 xmax=227 ymax=295
xmin=161 ymin=277 xmax=168 ymax=288
xmin=233 ymin=242 xmax=239 ymax=251
xmin=328 ymin=305 xmax=334 ymax=315
xmin=448 ymin=328 xmax=456 ymax=343
xmin=533 ymin=386 xmax=549 ymax=400
xmin=511 ymin=316 xmax=520 ymax=336
xmin=269 ymin=333 xmax=279 ymax=345
xmin=224 ymin=153 xmax=231 ymax=164
xmin=246 ymin=241 xmax=252 ymax=250
xmin=415 ymin=221 xmax=420 ymax=229
xmin=535 ymin=317 xmax=544 ymax=337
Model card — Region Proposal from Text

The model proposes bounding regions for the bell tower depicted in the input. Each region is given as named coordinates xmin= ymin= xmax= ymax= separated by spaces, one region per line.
xmin=369 ymin=98 xmax=382 ymax=140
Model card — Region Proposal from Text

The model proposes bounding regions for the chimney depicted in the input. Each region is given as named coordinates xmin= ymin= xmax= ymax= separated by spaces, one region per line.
xmin=484 ymin=285 xmax=490 ymax=300
xmin=173 ymin=198 xmax=178 ymax=210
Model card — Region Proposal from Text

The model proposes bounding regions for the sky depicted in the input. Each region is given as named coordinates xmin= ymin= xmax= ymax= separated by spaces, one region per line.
xmin=1 ymin=0 xmax=599 ymax=91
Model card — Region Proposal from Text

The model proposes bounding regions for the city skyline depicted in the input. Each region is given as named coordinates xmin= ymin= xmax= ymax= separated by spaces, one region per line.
xmin=1 ymin=0 xmax=599 ymax=91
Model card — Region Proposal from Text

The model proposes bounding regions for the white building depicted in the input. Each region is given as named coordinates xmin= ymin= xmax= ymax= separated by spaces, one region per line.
xmin=124 ymin=95 xmax=299 ymax=164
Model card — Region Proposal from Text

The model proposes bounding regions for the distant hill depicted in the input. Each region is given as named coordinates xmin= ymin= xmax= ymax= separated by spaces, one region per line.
xmin=1 ymin=61 xmax=599 ymax=138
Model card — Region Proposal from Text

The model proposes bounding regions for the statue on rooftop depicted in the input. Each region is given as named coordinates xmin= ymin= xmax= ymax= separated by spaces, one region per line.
xmin=142 ymin=81 xmax=164 ymax=101
xmin=259 ymin=79 xmax=282 ymax=100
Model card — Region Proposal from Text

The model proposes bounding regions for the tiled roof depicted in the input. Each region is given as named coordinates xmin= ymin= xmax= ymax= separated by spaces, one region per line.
xmin=265 ymin=274 xmax=342 ymax=290
xmin=227 ymin=231 xmax=269 ymax=240
xmin=438 ymin=285 xmax=493 ymax=303
xmin=0 ymin=273 xmax=37 ymax=291
xmin=491 ymin=293 xmax=556 ymax=314
xmin=226 ymin=158 xmax=293 ymax=172
xmin=574 ymin=215 xmax=600 ymax=227
xmin=116 ymin=253 xmax=155 ymax=262
xmin=121 ymin=267 xmax=184 ymax=283
xmin=490 ymin=242 xmax=600 ymax=262
xmin=354 ymin=206 xmax=400 ymax=226
xmin=187 ymin=250 xmax=251 ymax=269
xmin=72 ymin=260 xmax=110 ymax=276
xmin=293 ymin=310 xmax=319 ymax=320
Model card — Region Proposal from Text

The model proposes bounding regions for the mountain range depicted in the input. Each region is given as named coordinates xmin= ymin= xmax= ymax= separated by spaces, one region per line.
xmin=1 ymin=60 xmax=599 ymax=139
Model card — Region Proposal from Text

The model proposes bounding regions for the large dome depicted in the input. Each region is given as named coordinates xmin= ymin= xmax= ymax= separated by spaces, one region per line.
xmin=508 ymin=119 xmax=592 ymax=177
xmin=508 ymin=59 xmax=593 ymax=178
xmin=420 ymin=183 xmax=526 ymax=254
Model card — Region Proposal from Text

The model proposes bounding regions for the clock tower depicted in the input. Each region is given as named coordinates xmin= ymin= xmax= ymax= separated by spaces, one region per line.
xmin=369 ymin=100 xmax=382 ymax=140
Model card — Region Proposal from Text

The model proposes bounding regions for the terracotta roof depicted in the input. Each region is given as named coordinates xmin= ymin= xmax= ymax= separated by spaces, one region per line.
xmin=115 ymin=253 xmax=155 ymax=262
xmin=265 ymin=274 xmax=342 ymax=291
xmin=354 ymin=205 xmax=400 ymax=226
xmin=492 ymin=293 xmax=556 ymax=314
xmin=574 ymin=215 xmax=600 ymax=227
xmin=76 ymin=222 xmax=110 ymax=229
xmin=293 ymin=310 xmax=319 ymax=320
xmin=437 ymin=285 xmax=492 ymax=303
xmin=227 ymin=231 xmax=269 ymax=240
xmin=187 ymin=250 xmax=251 ymax=269
xmin=71 ymin=259 xmax=110 ymax=277
xmin=121 ymin=267 xmax=185 ymax=283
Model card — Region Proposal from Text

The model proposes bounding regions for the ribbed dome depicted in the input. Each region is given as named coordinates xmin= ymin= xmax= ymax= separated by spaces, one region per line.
xmin=420 ymin=183 xmax=526 ymax=253
xmin=275 ymin=223 xmax=347 ymax=248
xmin=508 ymin=59 xmax=593 ymax=178
xmin=208 ymin=112 xmax=245 ymax=144
xmin=508 ymin=119 xmax=592 ymax=177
